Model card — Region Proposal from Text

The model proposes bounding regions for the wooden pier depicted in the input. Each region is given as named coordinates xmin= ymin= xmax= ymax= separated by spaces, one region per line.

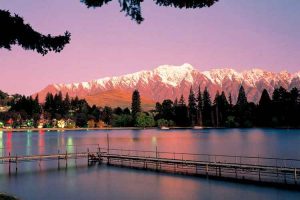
xmin=1 ymin=147 xmax=300 ymax=189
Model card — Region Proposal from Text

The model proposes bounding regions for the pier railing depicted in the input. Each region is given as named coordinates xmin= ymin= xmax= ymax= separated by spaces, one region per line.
xmin=103 ymin=148 xmax=300 ymax=169
xmin=1 ymin=144 xmax=300 ymax=169
xmin=1 ymin=145 xmax=300 ymax=188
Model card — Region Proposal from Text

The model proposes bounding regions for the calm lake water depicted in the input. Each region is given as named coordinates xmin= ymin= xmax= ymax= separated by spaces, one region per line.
xmin=1 ymin=128 xmax=300 ymax=199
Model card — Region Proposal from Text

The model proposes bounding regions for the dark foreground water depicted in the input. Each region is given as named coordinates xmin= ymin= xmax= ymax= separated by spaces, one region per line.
xmin=0 ymin=128 xmax=300 ymax=200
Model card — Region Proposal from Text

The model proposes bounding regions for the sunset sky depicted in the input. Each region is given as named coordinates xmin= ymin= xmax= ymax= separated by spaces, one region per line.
xmin=1 ymin=0 xmax=300 ymax=95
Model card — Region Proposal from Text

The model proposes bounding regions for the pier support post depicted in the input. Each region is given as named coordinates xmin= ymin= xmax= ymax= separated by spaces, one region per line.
xmin=235 ymin=167 xmax=237 ymax=178
xmin=57 ymin=150 xmax=60 ymax=169
xmin=284 ymin=171 xmax=287 ymax=184
xmin=65 ymin=151 xmax=68 ymax=169
xmin=206 ymin=164 xmax=209 ymax=176
xmin=295 ymin=168 xmax=297 ymax=184
xmin=8 ymin=152 xmax=11 ymax=175
xmin=15 ymin=155 xmax=18 ymax=174
xmin=75 ymin=149 xmax=77 ymax=167
xmin=87 ymin=148 xmax=90 ymax=166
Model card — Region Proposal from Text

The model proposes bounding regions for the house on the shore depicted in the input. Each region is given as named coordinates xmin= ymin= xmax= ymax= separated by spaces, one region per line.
xmin=87 ymin=119 xmax=96 ymax=128
xmin=96 ymin=120 xmax=108 ymax=128
xmin=57 ymin=119 xmax=66 ymax=128
xmin=87 ymin=119 xmax=109 ymax=128
xmin=0 ymin=106 xmax=10 ymax=112
xmin=66 ymin=119 xmax=76 ymax=128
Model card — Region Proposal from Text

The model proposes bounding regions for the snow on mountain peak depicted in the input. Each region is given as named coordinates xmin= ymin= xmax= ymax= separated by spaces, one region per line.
xmin=35 ymin=64 xmax=300 ymax=105
xmin=202 ymin=68 xmax=240 ymax=85
xmin=154 ymin=64 xmax=194 ymax=86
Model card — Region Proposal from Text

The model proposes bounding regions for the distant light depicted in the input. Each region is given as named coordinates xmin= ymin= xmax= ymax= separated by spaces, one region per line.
xmin=152 ymin=136 xmax=157 ymax=145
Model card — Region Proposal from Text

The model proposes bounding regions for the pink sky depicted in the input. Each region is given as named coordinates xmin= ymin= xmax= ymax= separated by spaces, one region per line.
xmin=1 ymin=0 xmax=300 ymax=95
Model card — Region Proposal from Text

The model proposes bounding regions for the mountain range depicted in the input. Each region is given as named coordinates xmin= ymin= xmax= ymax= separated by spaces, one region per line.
xmin=34 ymin=64 xmax=300 ymax=108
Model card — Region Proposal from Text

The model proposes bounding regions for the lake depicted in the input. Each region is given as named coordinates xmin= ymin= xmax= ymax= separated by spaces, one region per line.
xmin=0 ymin=128 xmax=300 ymax=199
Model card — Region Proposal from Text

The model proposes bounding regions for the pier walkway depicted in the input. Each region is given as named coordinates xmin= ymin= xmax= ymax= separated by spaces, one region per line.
xmin=1 ymin=147 xmax=300 ymax=188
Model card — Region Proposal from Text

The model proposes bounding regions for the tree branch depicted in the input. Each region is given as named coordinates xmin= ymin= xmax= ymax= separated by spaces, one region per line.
xmin=0 ymin=10 xmax=71 ymax=55
xmin=81 ymin=0 xmax=218 ymax=24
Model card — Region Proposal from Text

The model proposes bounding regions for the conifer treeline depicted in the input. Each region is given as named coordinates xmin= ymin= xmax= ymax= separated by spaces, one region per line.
xmin=1 ymin=86 xmax=299 ymax=128
xmin=155 ymin=86 xmax=300 ymax=128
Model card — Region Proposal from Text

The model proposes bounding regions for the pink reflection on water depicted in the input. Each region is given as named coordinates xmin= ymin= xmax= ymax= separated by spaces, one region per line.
xmin=5 ymin=132 xmax=12 ymax=155
xmin=38 ymin=132 xmax=45 ymax=155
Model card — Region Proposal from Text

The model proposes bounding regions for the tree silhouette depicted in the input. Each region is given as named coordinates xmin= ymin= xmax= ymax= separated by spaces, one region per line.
xmin=131 ymin=89 xmax=141 ymax=120
xmin=1 ymin=0 xmax=218 ymax=54
xmin=81 ymin=0 xmax=219 ymax=24
xmin=202 ymin=87 xmax=212 ymax=126
xmin=257 ymin=89 xmax=272 ymax=126
xmin=0 ymin=10 xmax=70 ymax=55
xmin=188 ymin=86 xmax=197 ymax=126
xmin=196 ymin=86 xmax=203 ymax=126
xmin=236 ymin=85 xmax=248 ymax=106
xmin=174 ymin=95 xmax=189 ymax=126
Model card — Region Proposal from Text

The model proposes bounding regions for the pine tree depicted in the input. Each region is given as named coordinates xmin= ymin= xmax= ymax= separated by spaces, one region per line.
xmin=179 ymin=94 xmax=186 ymax=106
xmin=213 ymin=91 xmax=220 ymax=127
xmin=236 ymin=85 xmax=248 ymax=106
xmin=188 ymin=86 xmax=197 ymax=126
xmin=33 ymin=95 xmax=41 ymax=115
xmin=289 ymin=87 xmax=299 ymax=127
xmin=161 ymin=99 xmax=174 ymax=120
xmin=257 ymin=89 xmax=272 ymax=126
xmin=174 ymin=98 xmax=178 ymax=106
xmin=228 ymin=93 xmax=233 ymax=107
xmin=272 ymin=87 xmax=289 ymax=126
xmin=44 ymin=93 xmax=54 ymax=116
xmin=174 ymin=95 xmax=189 ymax=126
xmin=196 ymin=86 xmax=203 ymax=126
xmin=131 ymin=90 xmax=141 ymax=120
xmin=63 ymin=93 xmax=71 ymax=116
xmin=219 ymin=91 xmax=229 ymax=126
xmin=202 ymin=87 xmax=212 ymax=126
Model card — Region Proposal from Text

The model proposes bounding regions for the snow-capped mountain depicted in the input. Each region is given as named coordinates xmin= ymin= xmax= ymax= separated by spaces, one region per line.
xmin=34 ymin=64 xmax=300 ymax=107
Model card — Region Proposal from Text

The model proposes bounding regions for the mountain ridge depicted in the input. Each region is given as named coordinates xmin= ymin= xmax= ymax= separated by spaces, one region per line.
xmin=34 ymin=64 xmax=300 ymax=107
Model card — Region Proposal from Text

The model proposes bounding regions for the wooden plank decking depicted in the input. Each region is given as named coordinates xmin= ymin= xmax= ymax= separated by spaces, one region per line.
xmin=0 ymin=147 xmax=299 ymax=189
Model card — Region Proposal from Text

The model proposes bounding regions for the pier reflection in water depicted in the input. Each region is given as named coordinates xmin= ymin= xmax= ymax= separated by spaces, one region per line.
xmin=0 ymin=129 xmax=300 ymax=200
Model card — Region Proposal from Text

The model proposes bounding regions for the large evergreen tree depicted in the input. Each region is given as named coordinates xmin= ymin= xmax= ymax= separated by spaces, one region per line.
xmin=188 ymin=86 xmax=197 ymax=126
xmin=236 ymin=85 xmax=248 ymax=106
xmin=174 ymin=95 xmax=189 ymax=126
xmin=202 ymin=87 xmax=212 ymax=126
xmin=234 ymin=86 xmax=255 ymax=127
xmin=196 ymin=86 xmax=203 ymax=126
xmin=288 ymin=87 xmax=299 ymax=127
xmin=272 ymin=87 xmax=290 ymax=126
xmin=44 ymin=93 xmax=54 ymax=116
xmin=219 ymin=91 xmax=229 ymax=126
xmin=257 ymin=89 xmax=272 ymax=126
xmin=161 ymin=99 xmax=174 ymax=120
xmin=131 ymin=90 xmax=141 ymax=120
xmin=213 ymin=91 xmax=221 ymax=127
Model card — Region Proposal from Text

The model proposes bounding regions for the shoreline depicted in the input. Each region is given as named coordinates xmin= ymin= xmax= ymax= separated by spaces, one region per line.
xmin=0 ymin=126 xmax=299 ymax=133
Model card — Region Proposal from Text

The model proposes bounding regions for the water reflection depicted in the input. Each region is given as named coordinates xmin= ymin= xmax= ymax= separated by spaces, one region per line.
xmin=38 ymin=131 xmax=45 ymax=155
xmin=0 ymin=131 xmax=3 ymax=157
xmin=67 ymin=137 xmax=74 ymax=153
xmin=26 ymin=131 xmax=32 ymax=156
xmin=0 ymin=129 xmax=300 ymax=200
xmin=5 ymin=131 xmax=12 ymax=155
